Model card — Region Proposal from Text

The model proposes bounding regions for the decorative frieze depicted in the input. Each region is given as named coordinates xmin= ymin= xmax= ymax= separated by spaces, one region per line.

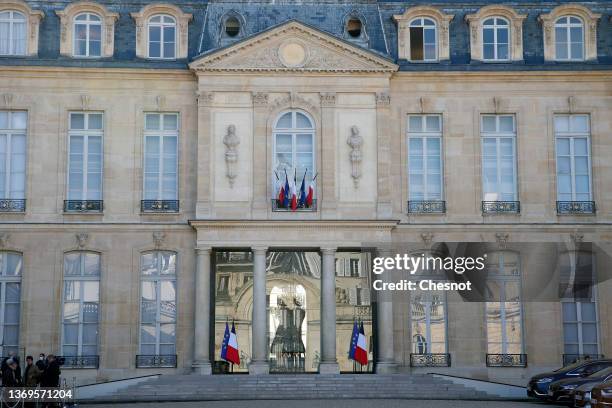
xmin=376 ymin=92 xmax=390 ymax=106
xmin=319 ymin=92 xmax=336 ymax=107
xmin=251 ymin=92 xmax=269 ymax=107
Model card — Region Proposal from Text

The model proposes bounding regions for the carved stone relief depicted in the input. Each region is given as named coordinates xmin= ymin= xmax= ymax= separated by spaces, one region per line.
xmin=347 ymin=126 xmax=363 ymax=188
xmin=223 ymin=124 xmax=240 ymax=188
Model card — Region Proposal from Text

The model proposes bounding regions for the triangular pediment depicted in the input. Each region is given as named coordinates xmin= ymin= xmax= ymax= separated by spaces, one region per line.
xmin=190 ymin=21 xmax=397 ymax=73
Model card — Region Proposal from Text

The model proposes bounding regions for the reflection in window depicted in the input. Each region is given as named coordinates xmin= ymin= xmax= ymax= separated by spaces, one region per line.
xmin=555 ymin=16 xmax=584 ymax=61
xmin=143 ymin=113 xmax=179 ymax=201
xmin=555 ymin=114 xmax=591 ymax=202
xmin=0 ymin=252 xmax=21 ymax=356
xmin=73 ymin=13 xmax=101 ymax=57
xmin=481 ymin=115 xmax=517 ymax=201
xmin=62 ymin=252 xmax=100 ymax=357
xmin=409 ymin=18 xmax=437 ymax=61
xmin=68 ymin=112 xmax=103 ymax=201
xmin=485 ymin=251 xmax=523 ymax=355
xmin=0 ymin=111 xmax=27 ymax=201
xmin=408 ymin=115 xmax=443 ymax=201
xmin=411 ymin=291 xmax=447 ymax=354
xmin=140 ymin=251 xmax=177 ymax=356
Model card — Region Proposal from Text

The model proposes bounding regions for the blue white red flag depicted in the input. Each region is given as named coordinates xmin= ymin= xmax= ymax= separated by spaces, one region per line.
xmin=283 ymin=171 xmax=290 ymax=208
xmin=348 ymin=321 xmax=359 ymax=360
xmin=349 ymin=321 xmax=368 ymax=366
xmin=221 ymin=322 xmax=240 ymax=365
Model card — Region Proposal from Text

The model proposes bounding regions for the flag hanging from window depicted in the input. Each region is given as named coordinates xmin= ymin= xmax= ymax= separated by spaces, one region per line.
xmin=221 ymin=322 xmax=240 ymax=365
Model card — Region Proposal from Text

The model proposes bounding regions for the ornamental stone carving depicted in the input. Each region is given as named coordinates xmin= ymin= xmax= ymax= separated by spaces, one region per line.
xmin=152 ymin=231 xmax=166 ymax=248
xmin=0 ymin=233 xmax=10 ymax=248
xmin=223 ymin=125 xmax=240 ymax=188
xmin=376 ymin=92 xmax=391 ymax=106
xmin=347 ymin=126 xmax=363 ymax=189
xmin=252 ymin=92 xmax=269 ymax=107
xmin=76 ymin=233 xmax=89 ymax=249
xmin=320 ymin=92 xmax=336 ymax=107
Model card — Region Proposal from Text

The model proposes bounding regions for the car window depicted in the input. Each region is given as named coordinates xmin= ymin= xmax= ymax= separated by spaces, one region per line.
xmin=588 ymin=367 xmax=612 ymax=378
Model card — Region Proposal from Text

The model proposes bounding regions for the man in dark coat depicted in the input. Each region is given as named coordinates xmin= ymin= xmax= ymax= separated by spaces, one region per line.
xmin=40 ymin=354 xmax=61 ymax=388
xmin=2 ymin=358 xmax=21 ymax=386
xmin=24 ymin=355 xmax=41 ymax=387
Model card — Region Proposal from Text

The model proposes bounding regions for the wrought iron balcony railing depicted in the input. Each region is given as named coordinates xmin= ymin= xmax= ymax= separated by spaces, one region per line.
xmin=407 ymin=200 xmax=446 ymax=214
xmin=410 ymin=353 xmax=451 ymax=367
xmin=557 ymin=201 xmax=596 ymax=215
xmin=58 ymin=355 xmax=99 ymax=369
xmin=562 ymin=354 xmax=604 ymax=366
xmin=64 ymin=200 xmax=103 ymax=213
xmin=141 ymin=200 xmax=179 ymax=213
xmin=482 ymin=201 xmax=520 ymax=214
xmin=136 ymin=354 xmax=177 ymax=368
xmin=271 ymin=199 xmax=317 ymax=212
xmin=486 ymin=353 xmax=527 ymax=367
xmin=0 ymin=199 xmax=26 ymax=212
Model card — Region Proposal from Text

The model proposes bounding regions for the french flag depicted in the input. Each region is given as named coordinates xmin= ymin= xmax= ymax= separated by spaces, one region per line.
xmin=349 ymin=321 xmax=368 ymax=366
xmin=289 ymin=172 xmax=298 ymax=211
xmin=221 ymin=322 xmax=240 ymax=365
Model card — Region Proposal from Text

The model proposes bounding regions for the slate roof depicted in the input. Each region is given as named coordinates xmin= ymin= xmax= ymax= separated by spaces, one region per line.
xmin=2 ymin=0 xmax=611 ymax=71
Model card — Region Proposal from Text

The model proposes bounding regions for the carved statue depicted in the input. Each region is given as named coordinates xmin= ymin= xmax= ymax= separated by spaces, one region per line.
xmin=223 ymin=124 xmax=240 ymax=187
xmin=346 ymin=125 xmax=363 ymax=188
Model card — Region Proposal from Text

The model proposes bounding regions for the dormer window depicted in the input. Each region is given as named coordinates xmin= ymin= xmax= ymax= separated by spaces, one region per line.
xmin=148 ymin=14 xmax=176 ymax=59
xmin=555 ymin=16 xmax=584 ymax=61
xmin=465 ymin=6 xmax=526 ymax=62
xmin=131 ymin=4 xmax=192 ymax=60
xmin=224 ymin=16 xmax=240 ymax=37
xmin=482 ymin=17 xmax=509 ymax=61
xmin=409 ymin=18 xmax=437 ymax=61
xmin=346 ymin=17 xmax=362 ymax=38
xmin=74 ymin=13 xmax=102 ymax=57
xmin=0 ymin=11 xmax=26 ymax=55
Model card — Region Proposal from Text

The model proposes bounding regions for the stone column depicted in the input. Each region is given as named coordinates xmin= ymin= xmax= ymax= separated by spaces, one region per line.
xmin=319 ymin=247 xmax=339 ymax=374
xmin=375 ymin=247 xmax=397 ymax=373
xmin=320 ymin=93 xmax=338 ymax=218
xmin=196 ymin=91 xmax=214 ymax=218
xmin=376 ymin=92 xmax=393 ymax=218
xmin=249 ymin=245 xmax=269 ymax=374
xmin=192 ymin=247 xmax=212 ymax=374
xmin=251 ymin=93 xmax=269 ymax=218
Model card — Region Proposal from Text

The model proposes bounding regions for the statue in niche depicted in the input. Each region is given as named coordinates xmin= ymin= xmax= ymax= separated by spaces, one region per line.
xmin=223 ymin=124 xmax=240 ymax=187
xmin=347 ymin=125 xmax=363 ymax=188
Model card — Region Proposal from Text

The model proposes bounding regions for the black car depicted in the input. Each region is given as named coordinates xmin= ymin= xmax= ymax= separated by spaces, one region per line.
xmin=547 ymin=366 xmax=612 ymax=403
xmin=527 ymin=359 xmax=612 ymax=399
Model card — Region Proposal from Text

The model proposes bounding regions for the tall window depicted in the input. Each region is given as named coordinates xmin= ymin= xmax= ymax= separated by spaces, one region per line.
xmin=481 ymin=115 xmax=517 ymax=201
xmin=555 ymin=114 xmax=591 ymax=202
xmin=62 ymin=252 xmax=100 ymax=357
xmin=411 ymin=291 xmax=447 ymax=355
xmin=0 ymin=111 xmax=27 ymax=204
xmin=143 ymin=113 xmax=178 ymax=201
xmin=148 ymin=15 xmax=176 ymax=59
xmin=0 ymin=252 xmax=21 ymax=357
xmin=73 ymin=13 xmax=101 ymax=57
xmin=555 ymin=16 xmax=584 ymax=61
xmin=68 ymin=112 xmax=103 ymax=202
xmin=409 ymin=18 xmax=437 ymax=61
xmin=485 ymin=252 xmax=523 ymax=356
xmin=273 ymin=110 xmax=315 ymax=187
xmin=140 ymin=251 xmax=177 ymax=357
xmin=482 ymin=17 xmax=509 ymax=61
xmin=407 ymin=115 xmax=443 ymax=202
xmin=0 ymin=11 xmax=26 ymax=56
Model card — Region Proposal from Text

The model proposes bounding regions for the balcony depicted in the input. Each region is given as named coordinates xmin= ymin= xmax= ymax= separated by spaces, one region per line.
xmin=64 ymin=200 xmax=103 ymax=213
xmin=271 ymin=199 xmax=317 ymax=212
xmin=410 ymin=353 xmax=451 ymax=367
xmin=407 ymin=200 xmax=446 ymax=214
xmin=0 ymin=199 xmax=25 ymax=212
xmin=563 ymin=354 xmax=604 ymax=366
xmin=486 ymin=353 xmax=527 ymax=367
xmin=136 ymin=354 xmax=177 ymax=368
xmin=556 ymin=201 xmax=596 ymax=215
xmin=58 ymin=355 xmax=99 ymax=369
xmin=141 ymin=200 xmax=179 ymax=213
xmin=482 ymin=201 xmax=520 ymax=214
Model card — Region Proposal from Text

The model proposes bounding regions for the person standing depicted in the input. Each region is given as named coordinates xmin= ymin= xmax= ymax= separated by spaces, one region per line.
xmin=24 ymin=356 xmax=41 ymax=387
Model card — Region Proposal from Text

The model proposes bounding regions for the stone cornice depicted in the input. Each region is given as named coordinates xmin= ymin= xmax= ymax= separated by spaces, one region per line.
xmin=189 ymin=220 xmax=399 ymax=230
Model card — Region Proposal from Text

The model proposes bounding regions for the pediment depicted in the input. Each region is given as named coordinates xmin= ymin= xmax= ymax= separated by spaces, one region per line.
xmin=190 ymin=21 xmax=397 ymax=73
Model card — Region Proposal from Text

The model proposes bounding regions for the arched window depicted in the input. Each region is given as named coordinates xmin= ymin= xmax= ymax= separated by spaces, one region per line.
xmin=0 ymin=251 xmax=22 ymax=357
xmin=485 ymin=251 xmax=524 ymax=360
xmin=346 ymin=17 xmax=362 ymax=38
xmin=555 ymin=16 xmax=584 ymax=61
xmin=409 ymin=17 xmax=437 ymax=61
xmin=0 ymin=10 xmax=26 ymax=56
xmin=138 ymin=251 xmax=177 ymax=367
xmin=73 ymin=13 xmax=101 ymax=57
xmin=482 ymin=17 xmax=509 ymax=61
xmin=148 ymin=14 xmax=176 ymax=59
xmin=273 ymin=110 xmax=315 ymax=205
xmin=62 ymin=252 xmax=100 ymax=362
xmin=224 ymin=16 xmax=240 ymax=37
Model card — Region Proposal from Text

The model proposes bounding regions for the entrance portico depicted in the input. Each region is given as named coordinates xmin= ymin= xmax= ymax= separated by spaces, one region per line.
xmin=190 ymin=220 xmax=397 ymax=374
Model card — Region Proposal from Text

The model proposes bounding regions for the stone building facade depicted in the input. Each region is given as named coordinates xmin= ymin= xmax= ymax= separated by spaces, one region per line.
xmin=0 ymin=0 xmax=611 ymax=386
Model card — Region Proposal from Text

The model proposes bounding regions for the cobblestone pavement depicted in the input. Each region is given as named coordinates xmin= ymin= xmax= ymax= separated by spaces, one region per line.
xmin=81 ymin=399 xmax=566 ymax=408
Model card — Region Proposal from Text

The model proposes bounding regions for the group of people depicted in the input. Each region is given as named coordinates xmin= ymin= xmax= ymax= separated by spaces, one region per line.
xmin=1 ymin=353 xmax=61 ymax=388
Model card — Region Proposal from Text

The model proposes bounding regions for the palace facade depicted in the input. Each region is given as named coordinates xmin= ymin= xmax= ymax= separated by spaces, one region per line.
xmin=0 ymin=0 xmax=611 ymax=386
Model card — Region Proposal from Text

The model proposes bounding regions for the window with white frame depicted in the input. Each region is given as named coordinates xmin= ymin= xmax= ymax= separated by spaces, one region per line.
xmin=0 ymin=111 xmax=27 ymax=201
xmin=148 ymin=14 xmax=176 ymax=59
xmin=73 ymin=13 xmax=101 ymax=57
xmin=273 ymin=110 xmax=315 ymax=189
xmin=481 ymin=115 xmax=517 ymax=201
xmin=143 ymin=113 xmax=178 ymax=201
xmin=482 ymin=17 xmax=509 ymax=61
xmin=62 ymin=252 xmax=100 ymax=357
xmin=407 ymin=115 xmax=443 ymax=201
xmin=555 ymin=16 xmax=584 ymax=61
xmin=411 ymin=290 xmax=447 ymax=355
xmin=409 ymin=18 xmax=437 ymax=61
xmin=0 ymin=10 xmax=26 ymax=56
xmin=140 ymin=251 xmax=177 ymax=356
xmin=68 ymin=112 xmax=103 ymax=202
xmin=0 ymin=252 xmax=21 ymax=357
xmin=555 ymin=114 xmax=591 ymax=202
xmin=485 ymin=251 xmax=523 ymax=355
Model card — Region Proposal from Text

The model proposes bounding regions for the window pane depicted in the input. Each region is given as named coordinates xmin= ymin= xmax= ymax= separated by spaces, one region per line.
xmin=83 ymin=281 xmax=99 ymax=302
xmin=10 ymin=112 xmax=27 ymax=130
xmin=295 ymin=112 xmax=311 ymax=128
xmin=145 ymin=114 xmax=160 ymax=131
xmin=408 ymin=116 xmax=422 ymax=132
xmin=71 ymin=113 xmax=85 ymax=130
xmin=65 ymin=253 xmax=81 ymax=276
xmin=425 ymin=116 xmax=440 ymax=132
xmin=276 ymin=112 xmax=292 ymax=128
xmin=163 ymin=114 xmax=178 ymax=130
xmin=555 ymin=116 xmax=569 ymax=132
xmin=5 ymin=282 xmax=20 ymax=302
xmin=571 ymin=116 xmax=588 ymax=133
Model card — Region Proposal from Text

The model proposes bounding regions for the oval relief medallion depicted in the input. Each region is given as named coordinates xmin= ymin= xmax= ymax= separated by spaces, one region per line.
xmin=278 ymin=41 xmax=308 ymax=68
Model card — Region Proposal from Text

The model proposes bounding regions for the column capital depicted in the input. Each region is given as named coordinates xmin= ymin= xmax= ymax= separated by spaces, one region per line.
xmin=320 ymin=246 xmax=337 ymax=255
xmin=196 ymin=246 xmax=212 ymax=255
xmin=252 ymin=245 xmax=268 ymax=255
